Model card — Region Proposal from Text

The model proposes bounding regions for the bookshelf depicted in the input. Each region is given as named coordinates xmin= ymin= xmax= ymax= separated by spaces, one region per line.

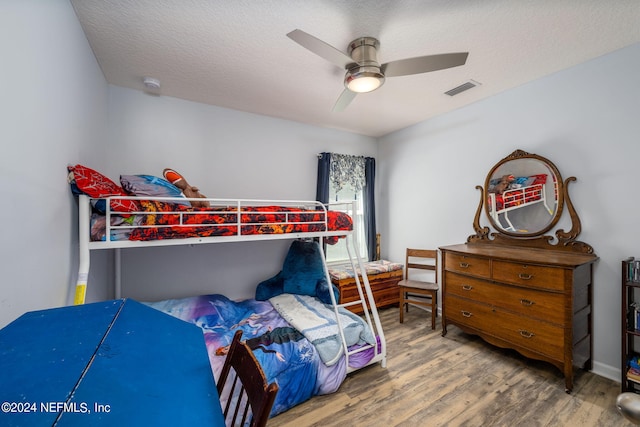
xmin=622 ymin=257 xmax=640 ymax=392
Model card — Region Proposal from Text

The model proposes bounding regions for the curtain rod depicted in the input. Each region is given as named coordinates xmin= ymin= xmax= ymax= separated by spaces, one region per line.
xmin=317 ymin=152 xmax=374 ymax=160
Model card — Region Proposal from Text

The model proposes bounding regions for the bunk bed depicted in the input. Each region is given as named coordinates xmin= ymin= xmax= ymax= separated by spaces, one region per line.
xmin=487 ymin=173 xmax=554 ymax=232
xmin=71 ymin=168 xmax=387 ymax=417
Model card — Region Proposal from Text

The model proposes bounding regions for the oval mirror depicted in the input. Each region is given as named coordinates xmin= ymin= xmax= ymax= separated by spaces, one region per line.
xmin=484 ymin=150 xmax=563 ymax=236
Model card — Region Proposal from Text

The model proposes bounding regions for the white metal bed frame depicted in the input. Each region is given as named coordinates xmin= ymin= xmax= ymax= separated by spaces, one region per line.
xmin=488 ymin=183 xmax=553 ymax=232
xmin=75 ymin=194 xmax=386 ymax=372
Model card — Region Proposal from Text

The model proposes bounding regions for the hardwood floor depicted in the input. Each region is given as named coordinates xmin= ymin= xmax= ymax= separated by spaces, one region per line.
xmin=269 ymin=306 xmax=631 ymax=427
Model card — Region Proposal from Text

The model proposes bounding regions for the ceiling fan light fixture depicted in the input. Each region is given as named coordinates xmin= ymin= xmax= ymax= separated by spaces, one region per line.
xmin=286 ymin=30 xmax=468 ymax=111
xmin=345 ymin=67 xmax=385 ymax=93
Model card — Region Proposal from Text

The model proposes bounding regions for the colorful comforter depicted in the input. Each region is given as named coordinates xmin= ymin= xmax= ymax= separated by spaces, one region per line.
xmin=144 ymin=294 xmax=374 ymax=418
xmin=91 ymin=200 xmax=352 ymax=244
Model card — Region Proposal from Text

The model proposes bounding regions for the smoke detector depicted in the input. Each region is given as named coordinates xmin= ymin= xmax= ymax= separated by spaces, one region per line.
xmin=142 ymin=76 xmax=161 ymax=90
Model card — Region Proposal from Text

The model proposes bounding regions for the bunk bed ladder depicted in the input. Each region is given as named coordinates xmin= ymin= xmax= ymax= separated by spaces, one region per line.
xmin=319 ymin=211 xmax=386 ymax=372
xmin=344 ymin=234 xmax=386 ymax=370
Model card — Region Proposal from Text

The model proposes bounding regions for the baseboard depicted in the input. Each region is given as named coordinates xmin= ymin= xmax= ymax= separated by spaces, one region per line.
xmin=591 ymin=361 xmax=620 ymax=384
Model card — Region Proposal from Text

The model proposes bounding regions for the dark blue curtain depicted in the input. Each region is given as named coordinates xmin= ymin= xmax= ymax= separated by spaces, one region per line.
xmin=316 ymin=153 xmax=331 ymax=205
xmin=364 ymin=157 xmax=376 ymax=262
xmin=315 ymin=153 xmax=331 ymax=252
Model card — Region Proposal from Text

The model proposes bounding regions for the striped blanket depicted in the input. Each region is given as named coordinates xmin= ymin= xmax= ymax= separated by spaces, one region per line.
xmin=269 ymin=294 xmax=375 ymax=366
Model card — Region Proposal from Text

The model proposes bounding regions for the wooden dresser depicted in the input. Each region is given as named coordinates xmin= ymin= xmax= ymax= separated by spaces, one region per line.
xmin=328 ymin=260 xmax=403 ymax=314
xmin=440 ymin=243 xmax=597 ymax=392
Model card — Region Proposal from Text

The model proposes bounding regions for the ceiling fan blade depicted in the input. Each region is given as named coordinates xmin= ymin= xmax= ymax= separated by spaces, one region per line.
xmin=287 ymin=29 xmax=354 ymax=69
xmin=382 ymin=52 xmax=469 ymax=77
xmin=332 ymin=89 xmax=357 ymax=112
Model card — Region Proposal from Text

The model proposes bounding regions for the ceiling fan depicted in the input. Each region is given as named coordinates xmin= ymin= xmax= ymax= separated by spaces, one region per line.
xmin=287 ymin=29 xmax=469 ymax=112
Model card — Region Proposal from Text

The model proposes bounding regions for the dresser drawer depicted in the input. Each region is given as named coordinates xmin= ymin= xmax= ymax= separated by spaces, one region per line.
xmin=340 ymin=282 xmax=398 ymax=302
xmin=444 ymin=272 xmax=565 ymax=324
xmin=336 ymin=270 xmax=402 ymax=313
xmin=492 ymin=260 xmax=566 ymax=291
xmin=337 ymin=270 xmax=402 ymax=296
xmin=444 ymin=252 xmax=490 ymax=278
xmin=446 ymin=296 xmax=564 ymax=360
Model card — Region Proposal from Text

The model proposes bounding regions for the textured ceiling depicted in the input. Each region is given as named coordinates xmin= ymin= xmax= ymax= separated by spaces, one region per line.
xmin=70 ymin=0 xmax=640 ymax=137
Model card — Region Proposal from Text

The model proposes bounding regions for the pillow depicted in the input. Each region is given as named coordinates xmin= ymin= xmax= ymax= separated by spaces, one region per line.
xmin=68 ymin=164 xmax=138 ymax=213
xmin=256 ymin=240 xmax=339 ymax=305
xmin=120 ymin=174 xmax=190 ymax=206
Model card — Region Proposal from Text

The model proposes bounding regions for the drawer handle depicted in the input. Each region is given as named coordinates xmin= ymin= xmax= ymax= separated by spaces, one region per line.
xmin=518 ymin=273 xmax=533 ymax=280
xmin=459 ymin=262 xmax=470 ymax=268
xmin=520 ymin=299 xmax=535 ymax=307
xmin=462 ymin=285 xmax=473 ymax=291
xmin=518 ymin=329 xmax=535 ymax=338
xmin=461 ymin=310 xmax=473 ymax=318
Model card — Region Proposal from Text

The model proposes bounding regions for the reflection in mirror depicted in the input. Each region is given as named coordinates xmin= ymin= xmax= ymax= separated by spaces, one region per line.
xmin=484 ymin=152 xmax=562 ymax=236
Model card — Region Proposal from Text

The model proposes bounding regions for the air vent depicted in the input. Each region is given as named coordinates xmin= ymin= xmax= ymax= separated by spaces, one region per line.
xmin=445 ymin=80 xmax=480 ymax=96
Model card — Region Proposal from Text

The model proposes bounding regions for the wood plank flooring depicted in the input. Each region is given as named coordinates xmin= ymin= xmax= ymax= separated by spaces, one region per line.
xmin=269 ymin=306 xmax=632 ymax=427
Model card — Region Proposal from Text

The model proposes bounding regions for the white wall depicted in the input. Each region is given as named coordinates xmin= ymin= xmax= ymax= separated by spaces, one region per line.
xmin=103 ymin=87 xmax=377 ymax=302
xmin=0 ymin=1 xmax=109 ymax=328
xmin=378 ymin=42 xmax=640 ymax=381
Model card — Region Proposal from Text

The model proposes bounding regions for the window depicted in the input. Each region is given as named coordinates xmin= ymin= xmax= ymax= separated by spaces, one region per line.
xmin=326 ymin=186 xmax=368 ymax=263
xmin=316 ymin=152 xmax=376 ymax=263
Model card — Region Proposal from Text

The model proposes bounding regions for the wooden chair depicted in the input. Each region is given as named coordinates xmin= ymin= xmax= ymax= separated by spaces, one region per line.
xmin=217 ymin=330 xmax=279 ymax=427
xmin=398 ymin=249 xmax=439 ymax=329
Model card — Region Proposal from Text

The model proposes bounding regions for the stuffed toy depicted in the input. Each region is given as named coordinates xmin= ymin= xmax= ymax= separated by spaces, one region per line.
xmin=163 ymin=168 xmax=210 ymax=208
xmin=491 ymin=174 xmax=515 ymax=194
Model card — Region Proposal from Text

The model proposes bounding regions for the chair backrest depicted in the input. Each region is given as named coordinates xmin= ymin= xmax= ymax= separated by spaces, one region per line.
xmin=217 ymin=330 xmax=279 ymax=427
xmin=405 ymin=248 xmax=438 ymax=282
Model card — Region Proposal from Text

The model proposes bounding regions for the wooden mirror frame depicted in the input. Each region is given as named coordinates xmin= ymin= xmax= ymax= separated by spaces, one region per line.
xmin=468 ymin=149 xmax=594 ymax=254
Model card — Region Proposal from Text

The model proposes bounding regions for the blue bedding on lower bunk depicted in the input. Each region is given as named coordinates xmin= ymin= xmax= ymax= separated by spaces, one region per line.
xmin=145 ymin=294 xmax=374 ymax=417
